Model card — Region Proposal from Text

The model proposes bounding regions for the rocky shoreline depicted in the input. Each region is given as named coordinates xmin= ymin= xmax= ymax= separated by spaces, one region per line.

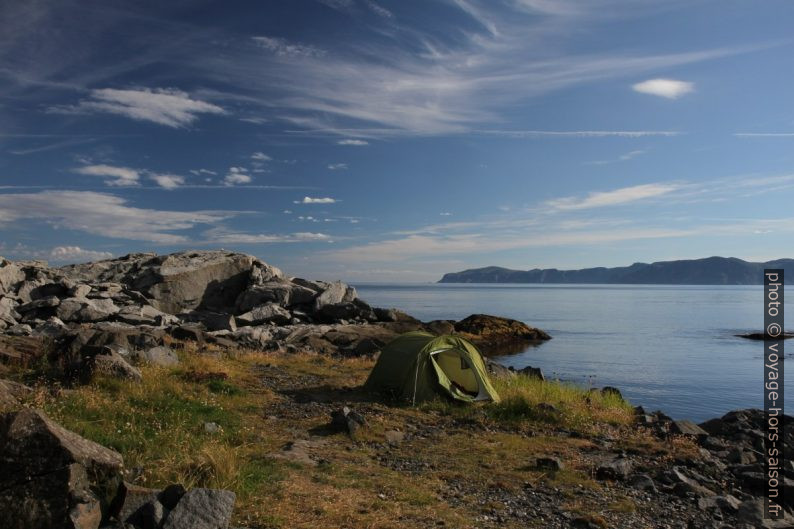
xmin=1 ymin=250 xmax=792 ymax=528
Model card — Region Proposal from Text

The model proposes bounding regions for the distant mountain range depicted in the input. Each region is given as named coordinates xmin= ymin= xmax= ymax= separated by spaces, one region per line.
xmin=438 ymin=257 xmax=794 ymax=285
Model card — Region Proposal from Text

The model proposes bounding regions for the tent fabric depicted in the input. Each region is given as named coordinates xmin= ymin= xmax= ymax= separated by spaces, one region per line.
xmin=364 ymin=331 xmax=500 ymax=404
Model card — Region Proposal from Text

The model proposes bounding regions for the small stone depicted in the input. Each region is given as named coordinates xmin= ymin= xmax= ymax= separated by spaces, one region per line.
xmin=670 ymin=419 xmax=709 ymax=439
xmin=535 ymin=457 xmax=563 ymax=471
xmin=627 ymin=473 xmax=656 ymax=492
xmin=384 ymin=430 xmax=405 ymax=445
xmin=204 ymin=422 xmax=220 ymax=434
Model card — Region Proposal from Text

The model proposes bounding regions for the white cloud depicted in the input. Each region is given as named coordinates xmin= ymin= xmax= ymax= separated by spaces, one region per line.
xmin=0 ymin=191 xmax=230 ymax=243
xmin=49 ymin=246 xmax=113 ymax=263
xmin=73 ymin=164 xmax=140 ymax=186
xmin=327 ymin=163 xmax=348 ymax=170
xmin=149 ymin=173 xmax=185 ymax=189
xmin=283 ymin=209 xmax=292 ymax=214
xmin=190 ymin=168 xmax=217 ymax=176
xmin=440 ymin=212 xmax=452 ymax=216
xmin=223 ymin=167 xmax=252 ymax=186
xmin=337 ymin=139 xmax=369 ymax=146
xmin=632 ymin=78 xmax=694 ymax=99
xmin=295 ymin=196 xmax=337 ymax=204
xmin=251 ymin=152 xmax=272 ymax=161
xmin=619 ymin=149 xmax=646 ymax=160
xmin=205 ymin=227 xmax=330 ymax=244
xmin=546 ymin=183 xmax=679 ymax=211
xmin=51 ymin=88 xmax=225 ymax=127
xmin=734 ymin=132 xmax=794 ymax=138
xmin=481 ymin=130 xmax=680 ymax=138
xmin=252 ymin=36 xmax=325 ymax=58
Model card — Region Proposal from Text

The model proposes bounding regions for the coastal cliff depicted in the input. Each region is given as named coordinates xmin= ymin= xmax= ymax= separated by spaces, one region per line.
xmin=439 ymin=256 xmax=794 ymax=284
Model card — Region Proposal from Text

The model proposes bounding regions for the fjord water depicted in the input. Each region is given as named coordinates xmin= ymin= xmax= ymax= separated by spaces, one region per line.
xmin=355 ymin=283 xmax=790 ymax=422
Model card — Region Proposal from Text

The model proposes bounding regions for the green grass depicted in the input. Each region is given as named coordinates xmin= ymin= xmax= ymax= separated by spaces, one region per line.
xmin=420 ymin=373 xmax=634 ymax=434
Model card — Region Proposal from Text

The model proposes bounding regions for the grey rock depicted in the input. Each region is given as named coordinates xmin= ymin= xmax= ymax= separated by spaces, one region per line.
xmin=627 ymin=473 xmax=656 ymax=492
xmin=535 ymin=457 xmax=563 ymax=471
xmin=600 ymin=386 xmax=623 ymax=400
xmin=162 ymin=488 xmax=236 ymax=529
xmin=285 ymin=283 xmax=318 ymax=306
xmin=518 ymin=366 xmax=544 ymax=380
xmin=670 ymin=419 xmax=709 ymax=438
xmin=116 ymin=304 xmax=177 ymax=326
xmin=134 ymin=346 xmax=179 ymax=367
xmin=93 ymin=351 xmax=143 ymax=381
xmin=57 ymin=297 xmax=119 ymax=323
xmin=204 ymin=422 xmax=220 ymax=434
xmin=17 ymin=295 xmax=60 ymax=313
xmin=0 ymin=296 xmax=20 ymax=325
xmin=313 ymin=281 xmax=353 ymax=310
xmin=596 ymin=457 xmax=632 ymax=480
xmin=384 ymin=430 xmax=405 ymax=445
xmin=698 ymin=494 xmax=741 ymax=513
xmin=187 ymin=312 xmax=237 ymax=332
xmin=70 ymin=284 xmax=92 ymax=298
xmin=331 ymin=406 xmax=366 ymax=435
xmin=230 ymin=326 xmax=272 ymax=348
xmin=234 ymin=282 xmax=292 ymax=313
xmin=0 ymin=259 xmax=25 ymax=295
xmin=6 ymin=323 xmax=32 ymax=336
xmin=0 ymin=379 xmax=31 ymax=408
xmin=236 ymin=304 xmax=291 ymax=326
xmin=0 ymin=409 xmax=124 ymax=529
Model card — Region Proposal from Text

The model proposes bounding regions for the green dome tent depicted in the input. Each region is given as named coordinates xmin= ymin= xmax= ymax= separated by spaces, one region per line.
xmin=364 ymin=331 xmax=500 ymax=405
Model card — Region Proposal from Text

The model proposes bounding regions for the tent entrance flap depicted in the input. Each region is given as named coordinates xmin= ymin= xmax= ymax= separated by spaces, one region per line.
xmin=430 ymin=349 xmax=479 ymax=395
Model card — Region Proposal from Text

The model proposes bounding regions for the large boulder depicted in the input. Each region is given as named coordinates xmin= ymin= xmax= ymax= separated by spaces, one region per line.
xmin=454 ymin=314 xmax=551 ymax=344
xmin=161 ymin=488 xmax=236 ymax=529
xmin=0 ymin=259 xmax=25 ymax=295
xmin=234 ymin=282 xmax=292 ymax=313
xmin=61 ymin=251 xmax=282 ymax=315
xmin=129 ymin=252 xmax=260 ymax=314
xmin=0 ymin=296 xmax=21 ymax=326
xmin=236 ymin=304 xmax=291 ymax=326
xmin=0 ymin=409 xmax=124 ymax=529
xmin=313 ymin=281 xmax=356 ymax=311
xmin=0 ymin=379 xmax=31 ymax=409
xmin=57 ymin=298 xmax=119 ymax=323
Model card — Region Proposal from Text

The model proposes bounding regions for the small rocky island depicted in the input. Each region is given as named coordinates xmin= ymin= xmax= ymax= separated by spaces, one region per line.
xmin=0 ymin=251 xmax=791 ymax=528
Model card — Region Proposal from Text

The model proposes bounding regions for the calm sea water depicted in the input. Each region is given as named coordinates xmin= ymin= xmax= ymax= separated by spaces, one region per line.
xmin=354 ymin=283 xmax=790 ymax=422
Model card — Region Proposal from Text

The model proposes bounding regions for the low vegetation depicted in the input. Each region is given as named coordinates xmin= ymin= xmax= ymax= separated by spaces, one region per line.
xmin=7 ymin=344 xmax=693 ymax=528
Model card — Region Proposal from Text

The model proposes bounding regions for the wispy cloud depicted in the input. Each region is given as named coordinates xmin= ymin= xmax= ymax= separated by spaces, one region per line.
xmin=50 ymin=88 xmax=225 ymax=127
xmin=73 ymin=164 xmax=140 ymax=186
xmin=295 ymin=196 xmax=337 ymax=204
xmin=586 ymin=149 xmax=647 ymax=165
xmin=365 ymin=1 xmax=393 ymax=18
xmin=205 ymin=227 xmax=331 ymax=244
xmin=632 ymin=78 xmax=694 ymax=99
xmin=252 ymin=36 xmax=325 ymax=58
xmin=546 ymin=183 xmax=679 ymax=210
xmin=481 ymin=130 xmax=681 ymax=138
xmin=0 ymin=191 xmax=230 ymax=243
xmin=251 ymin=151 xmax=272 ymax=161
xmin=734 ymin=132 xmax=794 ymax=138
xmin=337 ymin=139 xmax=369 ymax=146
xmin=327 ymin=163 xmax=348 ymax=170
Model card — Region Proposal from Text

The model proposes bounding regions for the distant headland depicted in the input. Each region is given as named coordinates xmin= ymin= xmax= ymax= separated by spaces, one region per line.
xmin=439 ymin=257 xmax=794 ymax=284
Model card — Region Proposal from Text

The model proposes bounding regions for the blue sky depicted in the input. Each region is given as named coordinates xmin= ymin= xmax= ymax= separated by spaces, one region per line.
xmin=1 ymin=0 xmax=793 ymax=281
